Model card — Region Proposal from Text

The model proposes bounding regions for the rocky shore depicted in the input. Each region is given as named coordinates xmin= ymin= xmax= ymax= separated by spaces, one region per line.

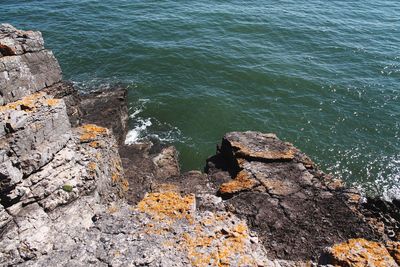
xmin=0 ymin=24 xmax=399 ymax=266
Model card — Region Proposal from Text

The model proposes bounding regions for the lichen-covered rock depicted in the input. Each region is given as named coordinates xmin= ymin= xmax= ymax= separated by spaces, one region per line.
xmin=207 ymin=131 xmax=379 ymax=261
xmin=0 ymin=93 xmax=71 ymax=204
xmin=10 ymin=191 xmax=273 ymax=267
xmin=320 ymin=238 xmax=398 ymax=267
xmin=80 ymin=88 xmax=129 ymax=144
xmin=0 ymin=121 xmax=127 ymax=264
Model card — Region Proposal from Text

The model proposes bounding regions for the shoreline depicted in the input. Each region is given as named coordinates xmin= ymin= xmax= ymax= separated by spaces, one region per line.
xmin=0 ymin=24 xmax=399 ymax=266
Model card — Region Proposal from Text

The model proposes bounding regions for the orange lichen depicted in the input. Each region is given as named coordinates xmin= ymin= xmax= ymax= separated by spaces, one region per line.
xmin=79 ymin=124 xmax=108 ymax=142
xmin=0 ymin=92 xmax=45 ymax=112
xmin=137 ymin=192 xmax=195 ymax=222
xmin=111 ymin=173 xmax=119 ymax=183
xmin=107 ymin=205 xmax=118 ymax=214
xmin=219 ymin=171 xmax=257 ymax=194
xmin=330 ymin=238 xmax=397 ymax=267
xmin=183 ymin=220 xmax=254 ymax=267
xmin=327 ymin=178 xmax=344 ymax=190
xmin=45 ymin=98 xmax=60 ymax=106
xmin=89 ymin=141 xmax=101 ymax=148
xmin=386 ymin=241 xmax=400 ymax=265
xmin=120 ymin=178 xmax=129 ymax=192
xmin=88 ymin=162 xmax=97 ymax=172
xmin=136 ymin=192 xmax=257 ymax=267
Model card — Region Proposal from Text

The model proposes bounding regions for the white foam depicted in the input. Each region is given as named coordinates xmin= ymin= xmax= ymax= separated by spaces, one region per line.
xmin=124 ymin=118 xmax=152 ymax=144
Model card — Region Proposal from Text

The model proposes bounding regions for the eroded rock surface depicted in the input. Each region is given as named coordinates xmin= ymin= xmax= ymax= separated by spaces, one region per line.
xmin=206 ymin=131 xmax=380 ymax=261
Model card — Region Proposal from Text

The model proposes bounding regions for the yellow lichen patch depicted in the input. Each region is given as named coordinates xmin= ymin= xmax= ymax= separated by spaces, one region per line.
xmin=88 ymin=162 xmax=97 ymax=172
xmin=183 ymin=218 xmax=255 ymax=267
xmin=0 ymin=92 xmax=45 ymax=112
xmin=230 ymin=140 xmax=295 ymax=160
xmin=79 ymin=124 xmax=108 ymax=142
xmin=386 ymin=241 xmax=400 ymax=265
xmin=107 ymin=205 xmax=119 ymax=214
xmin=89 ymin=141 xmax=101 ymax=148
xmin=113 ymin=250 xmax=121 ymax=257
xmin=111 ymin=172 xmax=120 ymax=183
xmin=120 ymin=178 xmax=129 ymax=192
xmin=330 ymin=238 xmax=397 ymax=267
xmin=219 ymin=171 xmax=258 ymax=194
xmin=45 ymin=98 xmax=60 ymax=106
xmin=136 ymin=192 xmax=257 ymax=267
xmin=137 ymin=192 xmax=195 ymax=222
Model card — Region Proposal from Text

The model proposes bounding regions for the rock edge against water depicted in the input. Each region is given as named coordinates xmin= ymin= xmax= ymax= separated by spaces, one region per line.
xmin=0 ymin=24 xmax=399 ymax=267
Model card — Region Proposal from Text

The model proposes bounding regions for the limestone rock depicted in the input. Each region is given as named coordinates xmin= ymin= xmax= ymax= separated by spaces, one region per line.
xmin=42 ymin=81 xmax=82 ymax=126
xmin=0 ymin=93 xmax=71 ymax=204
xmin=320 ymin=238 xmax=398 ymax=267
xmin=0 ymin=24 xmax=44 ymax=56
xmin=0 ymin=50 xmax=62 ymax=104
xmin=12 ymin=192 xmax=272 ymax=267
xmin=0 ymin=24 xmax=62 ymax=104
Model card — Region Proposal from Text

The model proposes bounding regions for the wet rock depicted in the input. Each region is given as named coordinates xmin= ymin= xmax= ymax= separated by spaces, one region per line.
xmin=320 ymin=238 xmax=398 ymax=267
xmin=118 ymin=143 xmax=157 ymax=204
xmin=361 ymin=197 xmax=400 ymax=241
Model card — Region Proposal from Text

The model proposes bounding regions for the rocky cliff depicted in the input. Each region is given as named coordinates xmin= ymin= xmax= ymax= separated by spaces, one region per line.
xmin=0 ymin=24 xmax=399 ymax=267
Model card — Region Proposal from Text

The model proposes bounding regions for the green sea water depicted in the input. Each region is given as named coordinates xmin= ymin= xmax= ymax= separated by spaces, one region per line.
xmin=2 ymin=0 xmax=399 ymax=197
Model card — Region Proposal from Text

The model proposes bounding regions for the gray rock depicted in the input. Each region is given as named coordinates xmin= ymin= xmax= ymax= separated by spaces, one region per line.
xmin=0 ymin=93 xmax=71 ymax=196
xmin=0 ymin=24 xmax=44 ymax=56
xmin=0 ymin=50 xmax=62 ymax=104
xmin=42 ymin=81 xmax=82 ymax=126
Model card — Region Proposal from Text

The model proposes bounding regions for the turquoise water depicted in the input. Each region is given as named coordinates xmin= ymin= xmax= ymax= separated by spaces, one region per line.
xmin=2 ymin=0 xmax=399 ymax=197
